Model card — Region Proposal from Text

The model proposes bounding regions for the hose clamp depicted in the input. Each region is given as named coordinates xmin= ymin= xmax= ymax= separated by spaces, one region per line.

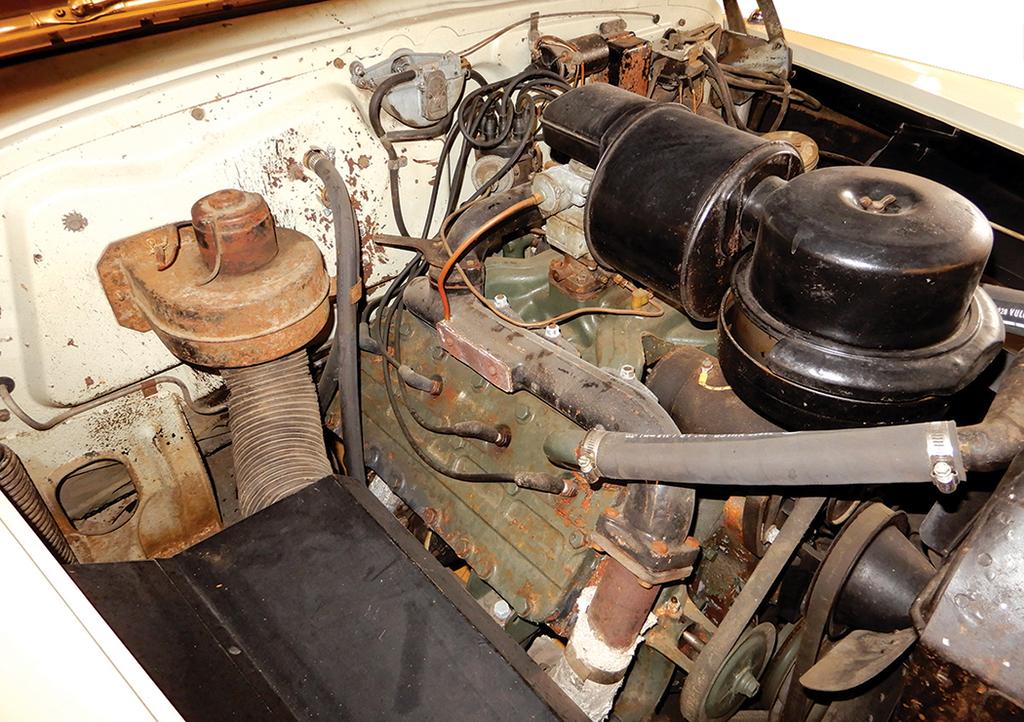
xmin=577 ymin=428 xmax=607 ymax=481
xmin=927 ymin=421 xmax=965 ymax=494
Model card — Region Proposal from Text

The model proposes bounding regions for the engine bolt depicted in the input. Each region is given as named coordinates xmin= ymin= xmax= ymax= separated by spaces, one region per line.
xmin=476 ymin=558 xmax=495 ymax=579
xmin=569 ymin=530 xmax=586 ymax=548
xmin=544 ymin=323 xmax=560 ymax=339
xmin=619 ymin=364 xmax=636 ymax=381
xmin=514 ymin=595 xmax=533 ymax=616
xmin=494 ymin=293 xmax=511 ymax=309
xmin=733 ymin=668 xmax=761 ymax=698
xmin=493 ymin=599 xmax=513 ymax=622
xmin=931 ymin=460 xmax=958 ymax=494
xmin=515 ymin=405 xmax=533 ymax=423
xmin=455 ymin=538 xmax=474 ymax=557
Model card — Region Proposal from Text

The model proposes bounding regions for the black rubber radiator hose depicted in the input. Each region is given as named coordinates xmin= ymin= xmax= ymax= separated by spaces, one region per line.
xmin=959 ymin=350 xmax=1024 ymax=471
xmin=545 ymin=421 xmax=963 ymax=489
xmin=308 ymin=150 xmax=366 ymax=483
xmin=547 ymin=348 xmax=1024 ymax=487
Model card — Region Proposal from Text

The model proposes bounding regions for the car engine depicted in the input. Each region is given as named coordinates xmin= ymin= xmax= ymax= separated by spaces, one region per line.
xmin=2 ymin=2 xmax=1024 ymax=721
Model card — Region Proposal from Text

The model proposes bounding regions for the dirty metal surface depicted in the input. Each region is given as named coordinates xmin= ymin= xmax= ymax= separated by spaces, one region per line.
xmin=800 ymin=627 xmax=916 ymax=694
xmin=97 ymin=221 xmax=329 ymax=368
xmin=689 ymin=522 xmax=759 ymax=627
xmin=918 ymin=453 xmax=1024 ymax=705
xmin=608 ymin=34 xmax=653 ymax=96
xmin=680 ymin=496 xmax=825 ymax=722
xmin=778 ymin=503 xmax=908 ymax=722
xmin=485 ymin=250 xmax=716 ymax=375
xmin=437 ymin=319 xmax=515 ymax=392
xmin=0 ymin=1 xmax=717 ymax=421
xmin=190 ymin=189 xmax=279 ymax=275
xmin=895 ymin=645 xmax=1024 ymax=722
xmin=646 ymin=346 xmax=779 ymax=436
xmin=406 ymin=275 xmax=701 ymax=583
xmin=4 ymin=387 xmax=221 ymax=562
xmin=548 ymin=253 xmax=609 ymax=300
xmin=361 ymin=313 xmax=620 ymax=624
xmin=818 ymin=659 xmax=904 ymax=722
xmin=642 ymin=587 xmax=702 ymax=672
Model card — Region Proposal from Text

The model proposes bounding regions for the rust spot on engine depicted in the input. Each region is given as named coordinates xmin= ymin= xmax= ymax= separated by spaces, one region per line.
xmin=516 ymin=580 xmax=540 ymax=616
xmin=722 ymin=496 xmax=746 ymax=539
xmin=578 ymin=480 xmax=593 ymax=511
xmin=552 ymin=496 xmax=581 ymax=529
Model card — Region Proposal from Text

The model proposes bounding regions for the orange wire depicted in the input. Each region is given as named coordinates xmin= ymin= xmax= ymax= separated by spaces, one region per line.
xmin=438 ymin=193 xmax=543 ymax=319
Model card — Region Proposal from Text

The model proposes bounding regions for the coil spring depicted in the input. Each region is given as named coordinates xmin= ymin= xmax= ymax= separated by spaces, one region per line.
xmin=0 ymin=444 xmax=76 ymax=564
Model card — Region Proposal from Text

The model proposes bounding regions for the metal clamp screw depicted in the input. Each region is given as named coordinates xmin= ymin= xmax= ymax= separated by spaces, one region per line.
xmin=931 ymin=460 xmax=959 ymax=494
xmin=493 ymin=599 xmax=514 ymax=622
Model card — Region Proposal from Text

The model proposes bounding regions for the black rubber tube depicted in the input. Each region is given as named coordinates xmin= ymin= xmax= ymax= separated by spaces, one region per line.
xmin=369 ymin=69 xmax=419 ymax=237
xmin=0 ymin=444 xmax=75 ymax=563
xmin=546 ymin=421 xmax=957 ymax=487
xmin=223 ymin=351 xmax=333 ymax=516
xmin=959 ymin=350 xmax=1024 ymax=471
xmin=309 ymin=151 xmax=366 ymax=483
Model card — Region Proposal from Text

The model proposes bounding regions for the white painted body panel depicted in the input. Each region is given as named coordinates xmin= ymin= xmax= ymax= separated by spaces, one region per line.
xmin=0 ymin=482 xmax=186 ymax=721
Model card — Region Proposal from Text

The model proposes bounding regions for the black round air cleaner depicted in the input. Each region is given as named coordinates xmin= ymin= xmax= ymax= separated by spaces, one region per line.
xmin=718 ymin=166 xmax=1004 ymax=428
xmin=542 ymin=84 xmax=803 ymax=321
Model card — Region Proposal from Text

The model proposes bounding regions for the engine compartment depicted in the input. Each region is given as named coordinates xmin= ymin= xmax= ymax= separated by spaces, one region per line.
xmin=2 ymin=2 xmax=1024 ymax=720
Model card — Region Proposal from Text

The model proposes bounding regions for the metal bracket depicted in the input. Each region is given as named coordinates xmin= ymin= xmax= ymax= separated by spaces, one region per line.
xmin=350 ymin=49 xmax=465 ymax=128
xmin=369 ymin=233 xmax=448 ymax=268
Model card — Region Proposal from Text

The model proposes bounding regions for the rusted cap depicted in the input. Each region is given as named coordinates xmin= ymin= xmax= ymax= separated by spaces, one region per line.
xmin=191 ymin=189 xmax=278 ymax=274
xmin=97 ymin=223 xmax=330 ymax=368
